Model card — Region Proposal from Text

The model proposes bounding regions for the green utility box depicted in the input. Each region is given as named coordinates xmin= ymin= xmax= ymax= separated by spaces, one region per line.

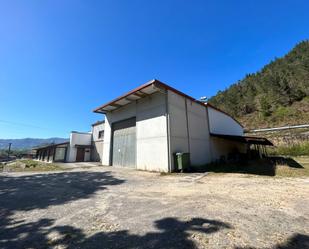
xmin=174 ymin=152 xmax=191 ymax=172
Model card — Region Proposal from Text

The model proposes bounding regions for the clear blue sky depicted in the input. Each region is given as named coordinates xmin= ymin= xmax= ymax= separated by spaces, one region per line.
xmin=0 ymin=0 xmax=308 ymax=139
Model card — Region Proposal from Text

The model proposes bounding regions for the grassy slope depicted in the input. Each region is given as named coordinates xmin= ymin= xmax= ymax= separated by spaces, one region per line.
xmin=239 ymin=97 xmax=309 ymax=129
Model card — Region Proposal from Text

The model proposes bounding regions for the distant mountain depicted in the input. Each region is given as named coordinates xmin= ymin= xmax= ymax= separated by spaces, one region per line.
xmin=209 ymin=40 xmax=309 ymax=129
xmin=0 ymin=138 xmax=69 ymax=150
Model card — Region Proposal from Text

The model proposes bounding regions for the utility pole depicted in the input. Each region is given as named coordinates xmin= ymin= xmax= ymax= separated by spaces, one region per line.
xmin=7 ymin=143 xmax=12 ymax=160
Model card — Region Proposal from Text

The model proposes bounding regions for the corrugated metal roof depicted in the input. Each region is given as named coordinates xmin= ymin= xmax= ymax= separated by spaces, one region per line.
xmin=210 ymin=133 xmax=273 ymax=146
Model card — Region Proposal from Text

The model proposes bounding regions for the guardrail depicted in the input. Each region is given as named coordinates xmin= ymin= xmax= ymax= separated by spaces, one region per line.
xmin=247 ymin=124 xmax=309 ymax=133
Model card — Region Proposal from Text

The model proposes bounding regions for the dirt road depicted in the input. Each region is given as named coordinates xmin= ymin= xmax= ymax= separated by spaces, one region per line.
xmin=0 ymin=167 xmax=308 ymax=248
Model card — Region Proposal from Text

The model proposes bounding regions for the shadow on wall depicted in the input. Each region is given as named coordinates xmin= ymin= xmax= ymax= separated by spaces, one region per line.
xmin=0 ymin=216 xmax=232 ymax=249
xmin=191 ymin=156 xmax=304 ymax=176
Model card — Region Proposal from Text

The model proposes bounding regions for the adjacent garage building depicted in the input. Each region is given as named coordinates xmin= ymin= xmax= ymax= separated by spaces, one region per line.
xmin=34 ymin=131 xmax=92 ymax=163
xmin=93 ymin=79 xmax=272 ymax=172
xmin=35 ymin=120 xmax=105 ymax=163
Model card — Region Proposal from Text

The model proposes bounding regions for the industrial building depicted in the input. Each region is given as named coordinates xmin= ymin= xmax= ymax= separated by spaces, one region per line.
xmin=93 ymin=79 xmax=272 ymax=172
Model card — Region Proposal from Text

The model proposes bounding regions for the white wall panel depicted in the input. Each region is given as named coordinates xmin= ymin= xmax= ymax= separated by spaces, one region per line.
xmin=208 ymin=107 xmax=243 ymax=136
xmin=136 ymin=92 xmax=169 ymax=172
xmin=67 ymin=132 xmax=92 ymax=162
xmin=168 ymin=90 xmax=212 ymax=168
xmin=186 ymin=100 xmax=212 ymax=166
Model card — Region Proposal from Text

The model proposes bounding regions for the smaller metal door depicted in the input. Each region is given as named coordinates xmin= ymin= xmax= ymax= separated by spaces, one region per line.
xmin=76 ymin=148 xmax=85 ymax=162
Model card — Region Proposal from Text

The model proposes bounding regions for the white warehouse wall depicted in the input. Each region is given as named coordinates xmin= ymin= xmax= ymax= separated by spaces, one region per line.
xmin=186 ymin=99 xmax=212 ymax=166
xmin=102 ymin=92 xmax=169 ymax=172
xmin=168 ymin=90 xmax=212 ymax=168
xmin=208 ymin=106 xmax=244 ymax=136
xmin=136 ymin=92 xmax=169 ymax=172
xmin=167 ymin=90 xmax=190 ymax=171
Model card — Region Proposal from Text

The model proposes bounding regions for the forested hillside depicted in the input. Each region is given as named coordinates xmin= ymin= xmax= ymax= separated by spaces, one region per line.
xmin=209 ymin=41 xmax=309 ymax=129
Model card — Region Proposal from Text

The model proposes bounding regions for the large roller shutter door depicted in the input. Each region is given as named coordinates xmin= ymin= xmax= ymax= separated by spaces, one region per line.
xmin=112 ymin=118 xmax=136 ymax=168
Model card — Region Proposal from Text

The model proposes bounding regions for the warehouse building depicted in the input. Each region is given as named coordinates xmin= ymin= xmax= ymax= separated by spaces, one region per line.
xmin=93 ymin=79 xmax=272 ymax=172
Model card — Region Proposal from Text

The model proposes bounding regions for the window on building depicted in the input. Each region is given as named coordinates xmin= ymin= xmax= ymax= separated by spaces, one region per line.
xmin=98 ymin=130 xmax=104 ymax=139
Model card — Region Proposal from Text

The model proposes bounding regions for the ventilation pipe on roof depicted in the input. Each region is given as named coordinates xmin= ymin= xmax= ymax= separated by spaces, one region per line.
xmin=200 ymin=96 xmax=208 ymax=103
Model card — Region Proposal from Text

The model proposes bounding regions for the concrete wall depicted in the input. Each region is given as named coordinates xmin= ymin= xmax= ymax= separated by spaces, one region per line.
xmin=92 ymin=141 xmax=103 ymax=162
xmin=67 ymin=132 xmax=92 ymax=162
xmin=167 ymin=90 xmax=190 ymax=171
xmin=91 ymin=122 xmax=104 ymax=162
xmin=208 ymin=106 xmax=244 ymax=136
xmin=168 ymin=91 xmax=212 ymax=168
xmin=92 ymin=123 xmax=105 ymax=142
xmin=136 ymin=92 xmax=169 ymax=172
xmin=186 ymin=100 xmax=212 ymax=166
xmin=102 ymin=92 xmax=169 ymax=172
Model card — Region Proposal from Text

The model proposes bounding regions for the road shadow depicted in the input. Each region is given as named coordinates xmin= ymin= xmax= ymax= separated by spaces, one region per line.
xmin=235 ymin=233 xmax=309 ymax=249
xmin=0 ymin=171 xmax=124 ymax=213
xmin=190 ymin=157 xmax=304 ymax=176
xmin=0 ymin=170 xmax=125 ymax=248
xmin=0 ymin=216 xmax=232 ymax=249
xmin=268 ymin=156 xmax=303 ymax=168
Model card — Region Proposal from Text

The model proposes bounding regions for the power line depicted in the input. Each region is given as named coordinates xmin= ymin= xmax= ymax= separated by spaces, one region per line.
xmin=0 ymin=119 xmax=48 ymax=130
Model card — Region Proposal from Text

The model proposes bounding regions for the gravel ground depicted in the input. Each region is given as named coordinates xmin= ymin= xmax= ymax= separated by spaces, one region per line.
xmin=0 ymin=166 xmax=308 ymax=249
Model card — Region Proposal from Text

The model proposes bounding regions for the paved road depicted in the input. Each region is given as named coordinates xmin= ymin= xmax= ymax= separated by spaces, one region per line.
xmin=0 ymin=167 xmax=308 ymax=249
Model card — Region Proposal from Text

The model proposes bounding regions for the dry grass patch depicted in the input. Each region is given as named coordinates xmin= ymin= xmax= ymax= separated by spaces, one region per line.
xmin=1 ymin=159 xmax=64 ymax=172
xmin=275 ymin=157 xmax=309 ymax=177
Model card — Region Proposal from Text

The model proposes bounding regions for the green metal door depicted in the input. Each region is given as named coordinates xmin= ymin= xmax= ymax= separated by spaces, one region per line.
xmin=112 ymin=118 xmax=136 ymax=168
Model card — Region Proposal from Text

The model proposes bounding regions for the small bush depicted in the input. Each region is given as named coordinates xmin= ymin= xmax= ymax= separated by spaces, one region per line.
xmin=21 ymin=160 xmax=39 ymax=168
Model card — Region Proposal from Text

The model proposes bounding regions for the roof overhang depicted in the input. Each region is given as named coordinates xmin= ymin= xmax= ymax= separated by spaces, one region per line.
xmin=75 ymin=144 xmax=92 ymax=149
xmin=210 ymin=133 xmax=273 ymax=146
xmin=93 ymin=80 xmax=163 ymax=114
xmin=91 ymin=120 xmax=105 ymax=126
xmin=93 ymin=79 xmax=244 ymax=128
